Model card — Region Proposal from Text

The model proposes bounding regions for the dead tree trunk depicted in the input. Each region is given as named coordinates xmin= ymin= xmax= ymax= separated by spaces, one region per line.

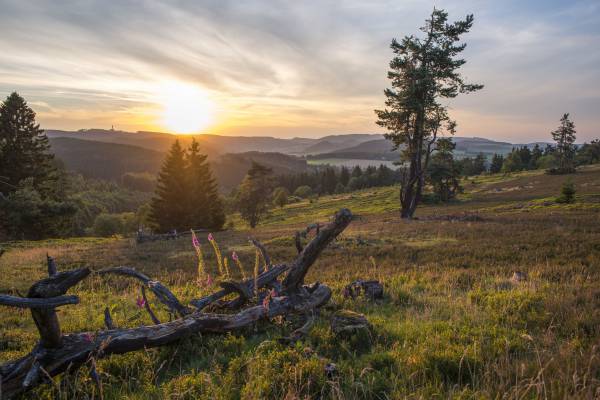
xmin=0 ymin=208 xmax=352 ymax=399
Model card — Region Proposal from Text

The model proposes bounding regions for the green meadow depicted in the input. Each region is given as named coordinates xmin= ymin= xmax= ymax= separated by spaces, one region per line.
xmin=2 ymin=166 xmax=600 ymax=399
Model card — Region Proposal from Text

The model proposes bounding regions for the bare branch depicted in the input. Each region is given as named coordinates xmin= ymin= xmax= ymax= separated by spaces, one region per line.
xmin=97 ymin=267 xmax=191 ymax=317
xmin=141 ymin=286 xmax=161 ymax=325
xmin=46 ymin=255 xmax=57 ymax=277
xmin=0 ymin=295 xmax=79 ymax=309
xmin=103 ymin=308 xmax=115 ymax=330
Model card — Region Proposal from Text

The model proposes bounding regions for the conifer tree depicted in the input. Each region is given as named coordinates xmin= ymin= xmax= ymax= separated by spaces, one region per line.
xmin=550 ymin=113 xmax=577 ymax=174
xmin=375 ymin=9 xmax=482 ymax=218
xmin=150 ymin=140 xmax=189 ymax=232
xmin=186 ymin=138 xmax=224 ymax=230
xmin=0 ymin=92 xmax=58 ymax=196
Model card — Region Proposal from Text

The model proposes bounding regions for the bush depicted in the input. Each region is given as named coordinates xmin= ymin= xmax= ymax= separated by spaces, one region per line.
xmin=556 ymin=180 xmax=576 ymax=203
xmin=293 ymin=185 xmax=312 ymax=198
xmin=92 ymin=213 xmax=124 ymax=236
xmin=272 ymin=187 xmax=289 ymax=208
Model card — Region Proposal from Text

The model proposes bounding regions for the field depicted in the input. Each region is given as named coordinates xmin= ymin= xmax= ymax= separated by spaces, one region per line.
xmin=2 ymin=166 xmax=600 ymax=399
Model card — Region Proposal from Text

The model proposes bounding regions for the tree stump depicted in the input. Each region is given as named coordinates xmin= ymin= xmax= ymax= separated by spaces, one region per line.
xmin=343 ymin=280 xmax=384 ymax=300
xmin=330 ymin=310 xmax=370 ymax=337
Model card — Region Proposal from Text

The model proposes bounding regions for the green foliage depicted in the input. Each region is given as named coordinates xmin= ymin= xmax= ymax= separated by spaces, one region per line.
xmin=121 ymin=172 xmax=156 ymax=192
xmin=272 ymin=186 xmax=289 ymax=208
xmin=236 ymin=162 xmax=274 ymax=228
xmin=150 ymin=139 xmax=224 ymax=232
xmin=489 ymin=153 xmax=504 ymax=174
xmin=293 ymin=185 xmax=312 ymax=198
xmin=549 ymin=113 xmax=577 ymax=174
xmin=375 ymin=9 xmax=482 ymax=218
xmin=556 ymin=180 xmax=576 ymax=204
xmin=457 ymin=154 xmax=487 ymax=176
xmin=427 ymin=138 xmax=462 ymax=202
xmin=0 ymin=93 xmax=75 ymax=239
xmin=92 ymin=213 xmax=124 ymax=237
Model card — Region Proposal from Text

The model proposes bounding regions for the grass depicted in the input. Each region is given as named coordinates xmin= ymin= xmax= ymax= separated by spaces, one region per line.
xmin=2 ymin=165 xmax=600 ymax=399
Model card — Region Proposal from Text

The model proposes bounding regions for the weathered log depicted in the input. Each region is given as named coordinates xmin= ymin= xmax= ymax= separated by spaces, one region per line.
xmin=27 ymin=268 xmax=90 ymax=348
xmin=283 ymin=208 xmax=352 ymax=292
xmin=0 ymin=208 xmax=352 ymax=399
xmin=0 ymin=294 xmax=79 ymax=309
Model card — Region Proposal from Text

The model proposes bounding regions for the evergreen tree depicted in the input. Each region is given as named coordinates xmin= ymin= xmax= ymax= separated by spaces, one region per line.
xmin=351 ymin=165 xmax=362 ymax=178
xmin=426 ymin=138 xmax=461 ymax=202
xmin=490 ymin=154 xmax=504 ymax=174
xmin=550 ymin=113 xmax=577 ymax=174
xmin=236 ymin=162 xmax=273 ymax=228
xmin=375 ymin=9 xmax=482 ymax=218
xmin=531 ymin=144 xmax=543 ymax=169
xmin=502 ymin=149 xmax=524 ymax=173
xmin=0 ymin=92 xmax=74 ymax=239
xmin=150 ymin=140 xmax=189 ymax=232
xmin=0 ymin=92 xmax=59 ymax=196
xmin=186 ymin=139 xmax=224 ymax=230
xmin=339 ymin=166 xmax=351 ymax=186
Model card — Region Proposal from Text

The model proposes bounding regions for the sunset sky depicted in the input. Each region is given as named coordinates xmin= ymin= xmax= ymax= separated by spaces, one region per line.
xmin=0 ymin=0 xmax=598 ymax=142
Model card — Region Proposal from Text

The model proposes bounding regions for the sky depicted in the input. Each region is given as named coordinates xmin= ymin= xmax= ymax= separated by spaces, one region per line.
xmin=0 ymin=0 xmax=598 ymax=142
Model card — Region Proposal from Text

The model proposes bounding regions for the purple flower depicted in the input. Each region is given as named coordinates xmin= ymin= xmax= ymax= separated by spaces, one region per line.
xmin=136 ymin=297 xmax=146 ymax=308
xmin=83 ymin=333 xmax=93 ymax=342
xmin=207 ymin=233 xmax=214 ymax=241
xmin=206 ymin=274 xmax=213 ymax=286
xmin=192 ymin=236 xmax=200 ymax=247
xmin=232 ymin=251 xmax=239 ymax=261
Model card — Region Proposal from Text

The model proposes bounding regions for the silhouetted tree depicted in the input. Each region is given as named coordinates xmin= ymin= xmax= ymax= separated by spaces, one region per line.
xmin=150 ymin=140 xmax=189 ymax=232
xmin=187 ymin=139 xmax=224 ymax=230
xmin=576 ymin=139 xmax=600 ymax=165
xmin=339 ymin=166 xmax=351 ymax=186
xmin=375 ymin=9 xmax=482 ymax=218
xmin=236 ymin=162 xmax=273 ymax=228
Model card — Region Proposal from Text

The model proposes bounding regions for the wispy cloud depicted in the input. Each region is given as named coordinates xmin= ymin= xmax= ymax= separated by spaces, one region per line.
xmin=0 ymin=0 xmax=598 ymax=140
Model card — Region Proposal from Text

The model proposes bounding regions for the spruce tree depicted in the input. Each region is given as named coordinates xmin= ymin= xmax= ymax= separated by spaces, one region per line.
xmin=186 ymin=138 xmax=224 ymax=230
xmin=490 ymin=154 xmax=504 ymax=174
xmin=0 ymin=92 xmax=58 ymax=196
xmin=375 ymin=9 xmax=482 ymax=218
xmin=550 ymin=113 xmax=577 ymax=174
xmin=150 ymin=140 xmax=189 ymax=232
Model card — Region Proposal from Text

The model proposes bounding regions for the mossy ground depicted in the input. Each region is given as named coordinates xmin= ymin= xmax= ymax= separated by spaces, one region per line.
xmin=2 ymin=165 xmax=600 ymax=399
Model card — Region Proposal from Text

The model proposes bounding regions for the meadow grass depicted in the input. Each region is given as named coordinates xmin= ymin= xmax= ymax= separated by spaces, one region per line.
xmin=1 ymin=166 xmax=600 ymax=399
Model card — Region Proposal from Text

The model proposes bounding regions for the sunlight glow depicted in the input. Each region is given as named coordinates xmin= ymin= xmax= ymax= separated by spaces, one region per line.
xmin=159 ymin=81 xmax=215 ymax=134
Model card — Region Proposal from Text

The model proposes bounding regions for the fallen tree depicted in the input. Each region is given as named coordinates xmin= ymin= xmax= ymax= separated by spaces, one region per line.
xmin=0 ymin=208 xmax=352 ymax=399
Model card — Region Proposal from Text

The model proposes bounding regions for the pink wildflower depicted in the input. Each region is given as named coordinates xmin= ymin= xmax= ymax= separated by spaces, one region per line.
xmin=207 ymin=233 xmax=214 ymax=241
xmin=192 ymin=236 xmax=200 ymax=247
xmin=232 ymin=251 xmax=239 ymax=261
xmin=82 ymin=333 xmax=93 ymax=342
xmin=136 ymin=296 xmax=146 ymax=308
xmin=262 ymin=294 xmax=270 ymax=311
xmin=206 ymin=274 xmax=213 ymax=286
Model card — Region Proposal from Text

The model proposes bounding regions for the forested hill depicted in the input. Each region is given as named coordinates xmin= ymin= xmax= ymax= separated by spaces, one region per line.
xmin=49 ymin=137 xmax=308 ymax=190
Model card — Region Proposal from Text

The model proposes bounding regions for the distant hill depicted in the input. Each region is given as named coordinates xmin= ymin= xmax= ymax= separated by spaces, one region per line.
xmin=50 ymin=137 xmax=165 ymax=180
xmin=49 ymin=136 xmax=308 ymax=191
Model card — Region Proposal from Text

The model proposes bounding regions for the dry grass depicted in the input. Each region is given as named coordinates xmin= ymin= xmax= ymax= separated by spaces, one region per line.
xmin=1 ymin=166 xmax=600 ymax=399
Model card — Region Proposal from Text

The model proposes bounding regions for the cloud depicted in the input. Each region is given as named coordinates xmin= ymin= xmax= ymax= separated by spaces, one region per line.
xmin=0 ymin=0 xmax=598 ymax=140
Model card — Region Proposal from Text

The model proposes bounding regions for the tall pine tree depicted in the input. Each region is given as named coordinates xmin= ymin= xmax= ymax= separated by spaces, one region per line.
xmin=186 ymin=138 xmax=224 ymax=230
xmin=236 ymin=162 xmax=273 ymax=228
xmin=0 ymin=92 xmax=59 ymax=196
xmin=375 ymin=9 xmax=482 ymax=218
xmin=150 ymin=140 xmax=189 ymax=232
xmin=0 ymin=92 xmax=74 ymax=239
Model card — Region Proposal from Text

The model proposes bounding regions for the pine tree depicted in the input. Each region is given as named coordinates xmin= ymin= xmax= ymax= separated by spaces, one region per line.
xmin=550 ymin=113 xmax=577 ymax=174
xmin=150 ymin=140 xmax=189 ymax=232
xmin=0 ymin=92 xmax=59 ymax=196
xmin=186 ymin=139 xmax=224 ymax=230
xmin=426 ymin=138 xmax=461 ymax=202
xmin=339 ymin=166 xmax=350 ymax=186
xmin=0 ymin=92 xmax=74 ymax=239
xmin=375 ymin=9 xmax=482 ymax=218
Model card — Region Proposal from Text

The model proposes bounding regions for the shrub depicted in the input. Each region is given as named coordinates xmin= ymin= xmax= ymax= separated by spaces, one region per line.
xmin=92 ymin=213 xmax=123 ymax=236
xmin=293 ymin=185 xmax=312 ymax=198
xmin=556 ymin=180 xmax=576 ymax=203
xmin=272 ymin=187 xmax=289 ymax=208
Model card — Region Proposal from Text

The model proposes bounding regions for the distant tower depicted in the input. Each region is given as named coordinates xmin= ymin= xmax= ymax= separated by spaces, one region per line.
xmin=111 ymin=125 xmax=115 ymax=131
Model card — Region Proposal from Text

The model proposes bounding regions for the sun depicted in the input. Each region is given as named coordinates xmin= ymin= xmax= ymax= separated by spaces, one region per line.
xmin=159 ymin=81 xmax=215 ymax=134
